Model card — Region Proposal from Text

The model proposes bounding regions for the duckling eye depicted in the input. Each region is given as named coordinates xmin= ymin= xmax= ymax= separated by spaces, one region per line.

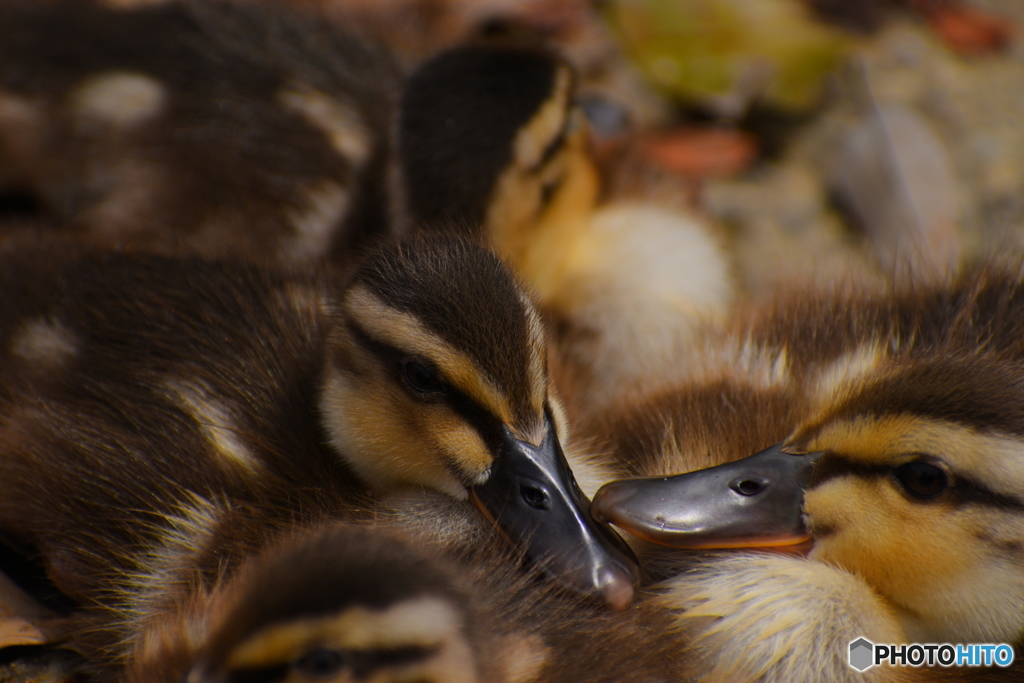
xmin=403 ymin=361 xmax=444 ymax=394
xmin=294 ymin=647 xmax=346 ymax=678
xmin=893 ymin=461 xmax=949 ymax=499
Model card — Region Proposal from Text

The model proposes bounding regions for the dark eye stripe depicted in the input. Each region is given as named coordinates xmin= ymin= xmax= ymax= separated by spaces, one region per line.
xmin=226 ymin=664 xmax=288 ymax=683
xmin=350 ymin=644 xmax=439 ymax=678
xmin=807 ymin=454 xmax=889 ymax=488
xmin=808 ymin=454 xmax=1024 ymax=511
xmin=955 ymin=479 xmax=1024 ymax=511
xmin=346 ymin=319 xmax=504 ymax=462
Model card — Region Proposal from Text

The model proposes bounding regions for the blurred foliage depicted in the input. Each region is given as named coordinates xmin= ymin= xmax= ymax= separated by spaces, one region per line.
xmin=601 ymin=0 xmax=855 ymax=116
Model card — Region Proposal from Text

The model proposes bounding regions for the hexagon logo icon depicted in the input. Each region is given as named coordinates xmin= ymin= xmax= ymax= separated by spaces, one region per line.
xmin=849 ymin=638 xmax=875 ymax=671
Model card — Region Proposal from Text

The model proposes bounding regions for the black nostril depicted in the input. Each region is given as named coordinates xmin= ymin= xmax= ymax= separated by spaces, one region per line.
xmin=521 ymin=484 xmax=551 ymax=510
xmin=731 ymin=478 xmax=765 ymax=496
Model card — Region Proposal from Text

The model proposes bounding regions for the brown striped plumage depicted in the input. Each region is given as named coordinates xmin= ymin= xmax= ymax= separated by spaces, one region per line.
xmin=0 ymin=0 xmax=399 ymax=264
xmin=0 ymin=233 xmax=639 ymax=677
xmin=585 ymin=262 xmax=1024 ymax=682
xmin=117 ymin=497 xmax=685 ymax=683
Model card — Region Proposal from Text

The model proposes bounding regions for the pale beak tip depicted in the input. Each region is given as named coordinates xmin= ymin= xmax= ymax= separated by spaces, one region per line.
xmin=598 ymin=564 xmax=637 ymax=611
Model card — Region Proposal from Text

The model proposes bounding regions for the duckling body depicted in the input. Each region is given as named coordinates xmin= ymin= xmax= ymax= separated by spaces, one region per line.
xmin=589 ymin=262 xmax=1024 ymax=681
xmin=114 ymin=496 xmax=685 ymax=683
xmin=0 ymin=234 xmax=639 ymax=675
xmin=0 ymin=0 xmax=398 ymax=263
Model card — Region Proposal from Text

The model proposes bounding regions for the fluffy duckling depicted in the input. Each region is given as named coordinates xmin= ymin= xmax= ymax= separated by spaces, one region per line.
xmin=2 ymin=4 xmax=733 ymax=412
xmin=397 ymin=44 xmax=735 ymax=417
xmin=0 ymin=233 xmax=638 ymax=655
xmin=589 ymin=263 xmax=1024 ymax=681
xmin=119 ymin=512 xmax=518 ymax=683
xmin=0 ymin=0 xmax=398 ymax=263
xmin=110 ymin=496 xmax=685 ymax=683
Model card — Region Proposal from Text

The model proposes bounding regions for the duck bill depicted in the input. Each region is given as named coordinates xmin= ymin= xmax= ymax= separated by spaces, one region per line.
xmin=469 ymin=419 xmax=640 ymax=610
xmin=592 ymin=443 xmax=822 ymax=549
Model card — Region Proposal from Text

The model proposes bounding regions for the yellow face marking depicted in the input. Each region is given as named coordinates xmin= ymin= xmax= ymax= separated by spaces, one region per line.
xmin=343 ymin=287 xmax=515 ymax=427
xmin=226 ymin=597 xmax=467 ymax=669
xmin=800 ymin=414 xmax=1024 ymax=498
xmin=484 ymin=67 xmax=601 ymax=302
xmin=278 ymin=87 xmax=372 ymax=167
xmin=321 ymin=364 xmax=476 ymax=497
xmin=511 ymin=67 xmax=572 ymax=171
xmin=71 ymin=71 xmax=165 ymax=126
xmin=516 ymin=288 xmax=548 ymax=424
xmin=807 ymin=476 xmax=1024 ymax=641
xmin=798 ymin=414 xmax=1024 ymax=641
xmin=431 ymin=414 xmax=493 ymax=484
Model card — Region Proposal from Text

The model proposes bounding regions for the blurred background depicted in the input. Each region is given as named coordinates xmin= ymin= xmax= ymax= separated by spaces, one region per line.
xmin=295 ymin=0 xmax=1023 ymax=293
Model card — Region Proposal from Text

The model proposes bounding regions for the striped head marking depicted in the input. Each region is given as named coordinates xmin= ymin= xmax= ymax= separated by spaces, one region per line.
xmin=399 ymin=45 xmax=570 ymax=233
xmin=791 ymin=357 xmax=1024 ymax=643
xmin=398 ymin=46 xmax=597 ymax=283
xmin=321 ymin=236 xmax=551 ymax=498
xmin=186 ymin=526 xmax=481 ymax=683
xmin=320 ymin=236 xmax=639 ymax=607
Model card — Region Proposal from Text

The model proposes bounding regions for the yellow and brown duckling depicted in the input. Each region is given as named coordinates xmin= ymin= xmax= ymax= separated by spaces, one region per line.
xmin=2 ymin=2 xmax=733 ymax=417
xmin=398 ymin=42 xmax=735 ymax=418
xmin=0 ymin=0 xmax=399 ymax=263
xmin=107 ymin=494 xmax=685 ymax=683
xmin=0 ymin=233 xmax=637 ymax=668
xmin=589 ymin=263 xmax=1024 ymax=681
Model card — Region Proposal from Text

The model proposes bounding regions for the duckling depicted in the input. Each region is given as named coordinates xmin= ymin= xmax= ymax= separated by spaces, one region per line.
xmin=2 ymin=4 xmax=733 ymax=414
xmin=112 ymin=496 xmax=686 ymax=683
xmin=396 ymin=43 xmax=735 ymax=417
xmin=0 ymin=232 xmax=638 ymax=662
xmin=166 ymin=523 xmax=514 ymax=683
xmin=589 ymin=262 xmax=1024 ymax=681
xmin=0 ymin=0 xmax=399 ymax=263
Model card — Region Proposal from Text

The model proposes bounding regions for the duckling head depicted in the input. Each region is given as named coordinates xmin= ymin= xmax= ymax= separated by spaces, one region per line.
xmin=320 ymin=236 xmax=637 ymax=607
xmin=184 ymin=526 xmax=486 ymax=683
xmin=595 ymin=352 xmax=1024 ymax=641
xmin=788 ymin=356 xmax=1024 ymax=643
xmin=398 ymin=45 xmax=599 ymax=299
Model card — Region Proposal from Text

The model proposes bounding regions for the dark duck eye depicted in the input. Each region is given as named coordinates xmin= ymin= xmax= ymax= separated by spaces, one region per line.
xmin=294 ymin=648 xmax=346 ymax=678
xmin=893 ymin=461 xmax=950 ymax=499
xmin=403 ymin=361 xmax=444 ymax=394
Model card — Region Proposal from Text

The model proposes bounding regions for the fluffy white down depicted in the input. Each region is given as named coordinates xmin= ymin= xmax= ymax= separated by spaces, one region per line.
xmin=657 ymin=552 xmax=904 ymax=683
xmin=561 ymin=202 xmax=734 ymax=402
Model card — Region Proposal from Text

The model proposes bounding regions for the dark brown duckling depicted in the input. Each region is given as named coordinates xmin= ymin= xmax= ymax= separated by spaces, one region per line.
xmin=0 ymin=233 xmax=638 ymax=681
xmin=0 ymin=0 xmax=399 ymax=264
xmin=589 ymin=262 xmax=1024 ymax=681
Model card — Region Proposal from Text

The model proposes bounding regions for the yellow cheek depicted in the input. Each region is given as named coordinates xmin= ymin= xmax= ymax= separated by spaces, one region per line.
xmin=321 ymin=369 xmax=470 ymax=499
xmin=807 ymin=478 xmax=972 ymax=613
xmin=485 ymin=143 xmax=599 ymax=305
xmin=319 ymin=355 xmax=500 ymax=498
xmin=431 ymin=414 xmax=493 ymax=486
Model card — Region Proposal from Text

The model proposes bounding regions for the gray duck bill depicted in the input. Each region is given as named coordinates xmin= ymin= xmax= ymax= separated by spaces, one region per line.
xmin=591 ymin=443 xmax=822 ymax=549
xmin=469 ymin=419 xmax=640 ymax=610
